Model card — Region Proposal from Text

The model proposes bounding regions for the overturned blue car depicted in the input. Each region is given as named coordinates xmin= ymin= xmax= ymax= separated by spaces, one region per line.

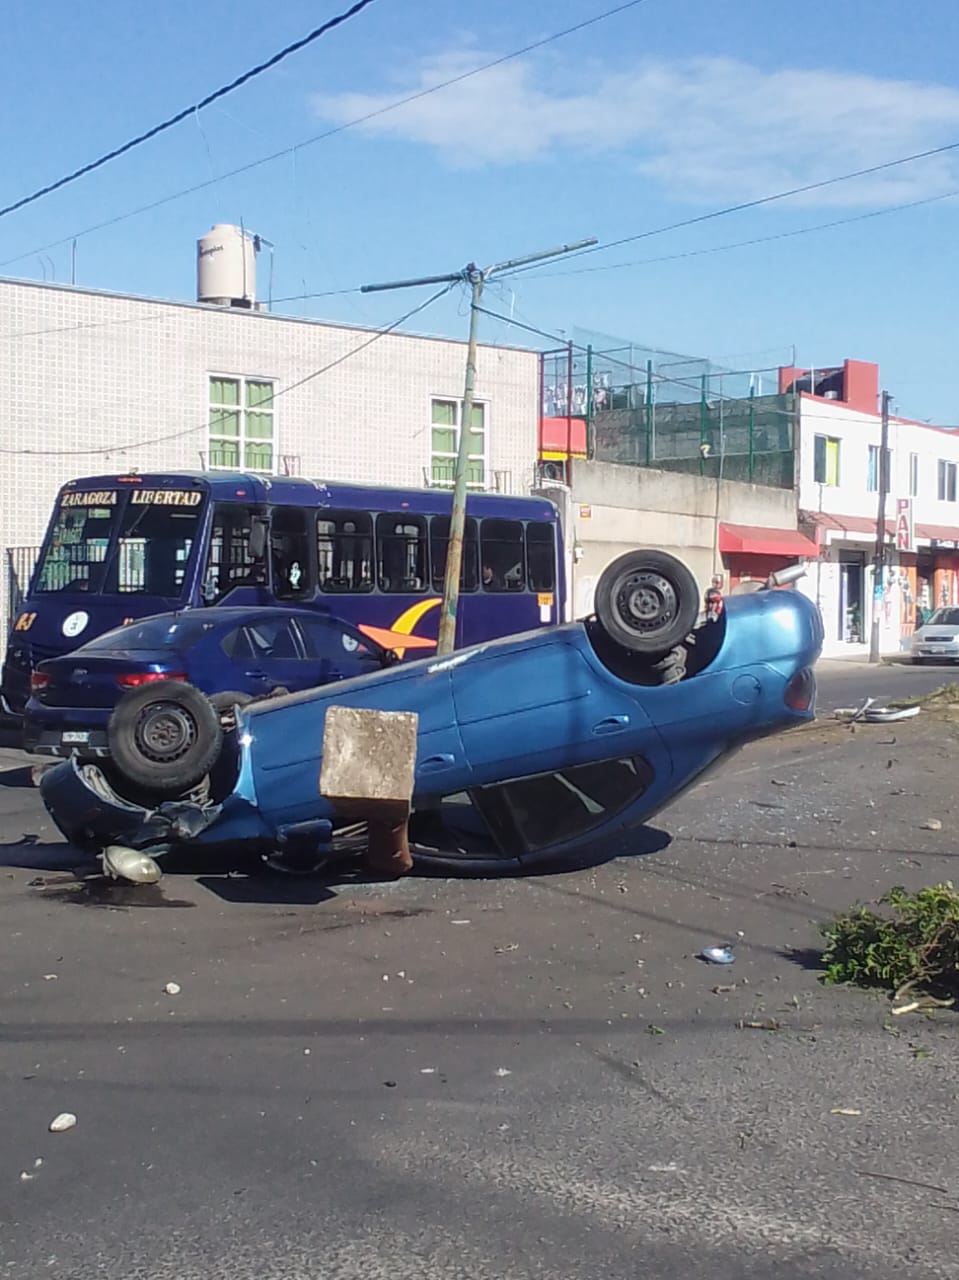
xmin=38 ymin=550 xmax=823 ymax=879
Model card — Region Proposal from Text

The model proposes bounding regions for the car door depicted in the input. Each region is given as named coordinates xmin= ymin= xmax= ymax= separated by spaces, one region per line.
xmin=450 ymin=633 xmax=656 ymax=784
xmin=292 ymin=615 xmax=386 ymax=687
xmin=220 ymin=617 xmax=311 ymax=696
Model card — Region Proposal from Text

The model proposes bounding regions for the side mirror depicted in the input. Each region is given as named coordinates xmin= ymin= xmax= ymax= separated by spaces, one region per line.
xmin=383 ymin=649 xmax=401 ymax=666
xmin=248 ymin=518 xmax=268 ymax=561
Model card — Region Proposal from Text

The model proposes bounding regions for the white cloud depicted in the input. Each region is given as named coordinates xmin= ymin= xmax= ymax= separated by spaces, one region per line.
xmin=313 ymin=53 xmax=959 ymax=205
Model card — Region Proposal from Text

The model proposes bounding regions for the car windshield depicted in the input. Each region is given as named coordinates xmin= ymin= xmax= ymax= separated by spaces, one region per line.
xmin=35 ymin=489 xmax=204 ymax=597
xmin=82 ymin=615 xmax=214 ymax=652
xmin=926 ymin=608 xmax=959 ymax=627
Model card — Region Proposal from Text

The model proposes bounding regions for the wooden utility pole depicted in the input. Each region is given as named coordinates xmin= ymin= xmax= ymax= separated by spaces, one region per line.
xmin=869 ymin=389 xmax=892 ymax=663
xmin=362 ymin=237 xmax=597 ymax=655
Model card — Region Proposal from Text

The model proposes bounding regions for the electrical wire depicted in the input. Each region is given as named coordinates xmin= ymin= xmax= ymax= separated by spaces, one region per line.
xmin=507 ymin=187 xmax=959 ymax=281
xmin=503 ymin=144 xmax=959 ymax=280
xmin=0 ymin=0 xmax=647 ymax=268
xmin=0 ymin=282 xmax=452 ymax=456
xmin=0 ymin=0 xmax=381 ymax=221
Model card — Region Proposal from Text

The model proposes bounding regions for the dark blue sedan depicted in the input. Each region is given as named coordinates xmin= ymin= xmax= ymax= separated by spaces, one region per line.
xmin=24 ymin=606 xmax=392 ymax=766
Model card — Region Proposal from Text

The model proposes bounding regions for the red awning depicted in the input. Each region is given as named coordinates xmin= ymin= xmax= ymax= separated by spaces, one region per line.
xmin=800 ymin=511 xmax=959 ymax=546
xmin=917 ymin=522 xmax=959 ymax=543
xmin=800 ymin=511 xmax=892 ymax=537
xmin=719 ymin=523 xmax=820 ymax=557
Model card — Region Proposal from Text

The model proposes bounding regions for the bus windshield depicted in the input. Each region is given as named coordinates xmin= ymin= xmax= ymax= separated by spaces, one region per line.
xmin=35 ymin=489 xmax=204 ymax=598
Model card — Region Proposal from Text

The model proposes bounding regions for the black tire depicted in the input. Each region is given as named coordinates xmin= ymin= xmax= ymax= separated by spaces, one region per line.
xmin=595 ymin=550 xmax=700 ymax=657
xmin=107 ymin=681 xmax=223 ymax=797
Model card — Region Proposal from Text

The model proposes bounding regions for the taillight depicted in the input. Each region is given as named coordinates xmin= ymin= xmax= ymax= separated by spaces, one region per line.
xmin=785 ymin=667 xmax=815 ymax=712
xmin=30 ymin=672 xmax=50 ymax=692
xmin=115 ymin=672 xmax=187 ymax=689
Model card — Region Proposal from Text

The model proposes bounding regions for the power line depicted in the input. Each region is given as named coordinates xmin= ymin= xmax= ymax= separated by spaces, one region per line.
xmin=509 ymin=187 xmax=959 ymax=281
xmin=0 ymin=0 xmax=647 ymax=269
xmin=504 ymin=144 xmax=959 ymax=280
xmin=0 ymin=282 xmax=452 ymax=456
xmin=0 ymin=0 xmax=381 ymax=222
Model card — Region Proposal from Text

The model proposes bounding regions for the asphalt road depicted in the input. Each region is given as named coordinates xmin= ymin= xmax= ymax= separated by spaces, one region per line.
xmin=2 ymin=704 xmax=959 ymax=1279
xmin=816 ymin=657 xmax=957 ymax=712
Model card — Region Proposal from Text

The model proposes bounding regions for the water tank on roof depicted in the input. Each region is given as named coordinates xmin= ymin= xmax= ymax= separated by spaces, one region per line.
xmin=197 ymin=224 xmax=256 ymax=308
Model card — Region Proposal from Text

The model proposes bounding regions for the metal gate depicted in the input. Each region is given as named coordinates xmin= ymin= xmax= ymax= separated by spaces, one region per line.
xmin=5 ymin=545 xmax=40 ymax=629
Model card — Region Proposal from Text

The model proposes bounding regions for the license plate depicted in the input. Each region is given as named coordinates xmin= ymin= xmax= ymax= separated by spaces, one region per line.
xmin=61 ymin=730 xmax=90 ymax=744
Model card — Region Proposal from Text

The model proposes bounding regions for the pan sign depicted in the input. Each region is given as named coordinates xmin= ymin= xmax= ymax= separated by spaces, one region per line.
xmin=895 ymin=498 xmax=914 ymax=553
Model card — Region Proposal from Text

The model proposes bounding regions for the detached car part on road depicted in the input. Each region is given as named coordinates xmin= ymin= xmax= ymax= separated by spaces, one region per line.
xmin=38 ymin=551 xmax=824 ymax=878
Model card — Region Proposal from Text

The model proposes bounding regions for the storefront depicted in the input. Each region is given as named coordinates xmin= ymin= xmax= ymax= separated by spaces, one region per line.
xmin=800 ymin=513 xmax=959 ymax=654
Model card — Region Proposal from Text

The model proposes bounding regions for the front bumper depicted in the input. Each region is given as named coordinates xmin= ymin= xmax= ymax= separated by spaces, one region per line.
xmin=913 ymin=644 xmax=959 ymax=660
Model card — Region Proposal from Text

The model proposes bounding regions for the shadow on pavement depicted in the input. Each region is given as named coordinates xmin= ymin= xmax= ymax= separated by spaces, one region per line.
xmin=781 ymin=945 xmax=826 ymax=972
xmin=0 ymin=836 xmax=96 ymax=873
xmin=0 ymin=765 xmax=37 ymax=789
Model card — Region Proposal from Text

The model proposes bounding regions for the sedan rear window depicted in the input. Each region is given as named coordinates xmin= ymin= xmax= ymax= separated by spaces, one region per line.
xmin=83 ymin=615 xmax=213 ymax=651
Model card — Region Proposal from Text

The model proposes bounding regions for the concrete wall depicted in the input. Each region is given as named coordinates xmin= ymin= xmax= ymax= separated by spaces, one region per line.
xmin=567 ymin=459 xmax=798 ymax=616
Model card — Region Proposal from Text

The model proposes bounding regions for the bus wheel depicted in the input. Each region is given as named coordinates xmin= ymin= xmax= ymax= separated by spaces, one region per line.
xmin=595 ymin=550 xmax=699 ymax=659
xmin=108 ymin=681 xmax=223 ymax=797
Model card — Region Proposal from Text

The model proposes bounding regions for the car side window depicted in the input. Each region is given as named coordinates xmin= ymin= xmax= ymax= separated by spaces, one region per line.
xmin=480 ymin=518 xmax=526 ymax=592
xmin=270 ymin=507 xmax=312 ymax=601
xmin=295 ymin=617 xmax=376 ymax=665
xmin=474 ymin=756 xmax=655 ymax=852
xmin=220 ymin=618 xmax=302 ymax=662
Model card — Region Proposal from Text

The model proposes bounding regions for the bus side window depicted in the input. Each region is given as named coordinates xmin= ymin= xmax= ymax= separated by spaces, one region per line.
xmin=480 ymin=519 xmax=526 ymax=592
xmin=317 ymin=510 xmax=374 ymax=593
xmin=203 ymin=504 xmax=267 ymax=603
xmin=526 ymin=522 xmax=556 ymax=592
xmin=376 ymin=514 xmax=427 ymax=593
xmin=430 ymin=516 xmax=479 ymax=592
xmin=270 ymin=507 xmax=312 ymax=600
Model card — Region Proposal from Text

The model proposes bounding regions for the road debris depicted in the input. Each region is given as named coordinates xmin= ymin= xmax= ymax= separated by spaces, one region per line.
xmin=920 ymin=818 xmax=943 ymax=831
xmin=701 ymin=945 xmax=735 ymax=965
xmin=163 ymin=982 xmax=181 ymax=996
xmin=711 ymin=983 xmax=737 ymax=994
xmin=494 ymin=942 xmax=519 ymax=954
xmin=830 ymin=1107 xmax=862 ymax=1116
xmin=42 ymin=974 xmax=57 ymax=981
xmin=737 ymin=1018 xmax=782 ymax=1031
xmin=494 ymin=1067 xmax=512 ymax=1077
xmin=48 ymin=1112 xmax=77 ymax=1133
xmin=834 ymin=699 xmax=920 ymax=724
xmin=101 ymin=845 xmax=162 ymax=884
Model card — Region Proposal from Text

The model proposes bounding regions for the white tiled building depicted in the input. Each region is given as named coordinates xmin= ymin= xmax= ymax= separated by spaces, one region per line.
xmin=0 ymin=275 xmax=539 ymax=633
xmin=787 ymin=359 xmax=959 ymax=656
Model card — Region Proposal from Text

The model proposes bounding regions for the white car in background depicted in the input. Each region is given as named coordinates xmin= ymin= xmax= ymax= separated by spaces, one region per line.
xmin=912 ymin=607 xmax=959 ymax=663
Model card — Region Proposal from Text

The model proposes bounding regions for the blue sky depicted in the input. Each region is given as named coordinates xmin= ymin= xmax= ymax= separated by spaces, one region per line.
xmin=4 ymin=0 xmax=959 ymax=420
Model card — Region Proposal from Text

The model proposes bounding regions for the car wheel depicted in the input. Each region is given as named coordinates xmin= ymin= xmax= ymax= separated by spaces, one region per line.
xmin=594 ymin=549 xmax=700 ymax=658
xmin=107 ymin=680 xmax=223 ymax=797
